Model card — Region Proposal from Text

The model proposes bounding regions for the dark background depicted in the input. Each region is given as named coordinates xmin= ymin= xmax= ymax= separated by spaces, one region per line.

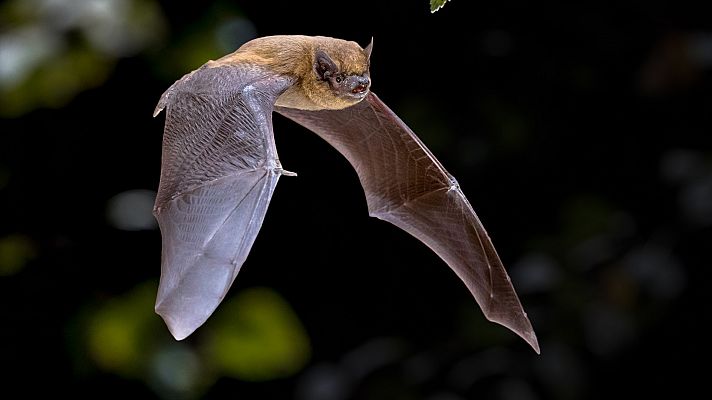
xmin=1 ymin=0 xmax=710 ymax=398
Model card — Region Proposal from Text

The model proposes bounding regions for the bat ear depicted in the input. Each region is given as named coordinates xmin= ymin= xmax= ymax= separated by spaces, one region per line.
xmin=314 ymin=49 xmax=337 ymax=80
xmin=364 ymin=37 xmax=374 ymax=61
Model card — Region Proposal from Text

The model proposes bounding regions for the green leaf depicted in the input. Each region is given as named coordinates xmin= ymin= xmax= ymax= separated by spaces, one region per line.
xmin=430 ymin=0 xmax=450 ymax=13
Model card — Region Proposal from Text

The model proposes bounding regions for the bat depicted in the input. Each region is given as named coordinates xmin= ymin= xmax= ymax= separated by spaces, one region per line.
xmin=152 ymin=35 xmax=539 ymax=353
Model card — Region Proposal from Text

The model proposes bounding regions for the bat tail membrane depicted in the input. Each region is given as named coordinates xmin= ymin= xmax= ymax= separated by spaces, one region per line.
xmin=155 ymin=168 xmax=281 ymax=340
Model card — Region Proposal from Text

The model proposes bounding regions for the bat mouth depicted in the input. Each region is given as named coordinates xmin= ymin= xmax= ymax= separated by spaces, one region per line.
xmin=351 ymin=82 xmax=369 ymax=94
xmin=346 ymin=89 xmax=369 ymax=100
xmin=342 ymin=75 xmax=370 ymax=100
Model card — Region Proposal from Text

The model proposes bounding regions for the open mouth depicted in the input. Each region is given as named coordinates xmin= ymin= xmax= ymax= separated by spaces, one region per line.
xmin=347 ymin=86 xmax=369 ymax=99
xmin=351 ymin=83 xmax=369 ymax=95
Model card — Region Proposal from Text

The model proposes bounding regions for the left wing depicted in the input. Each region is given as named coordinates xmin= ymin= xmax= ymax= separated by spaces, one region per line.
xmin=153 ymin=64 xmax=295 ymax=340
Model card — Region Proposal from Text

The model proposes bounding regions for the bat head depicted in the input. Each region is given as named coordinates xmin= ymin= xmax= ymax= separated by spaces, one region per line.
xmin=303 ymin=37 xmax=372 ymax=110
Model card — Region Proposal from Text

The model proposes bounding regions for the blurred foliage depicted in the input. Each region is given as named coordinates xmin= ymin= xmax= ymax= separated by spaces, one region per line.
xmin=1 ymin=44 xmax=112 ymax=116
xmin=86 ymin=281 xmax=158 ymax=377
xmin=149 ymin=2 xmax=255 ymax=79
xmin=560 ymin=195 xmax=620 ymax=247
xmin=0 ymin=234 xmax=36 ymax=275
xmin=82 ymin=284 xmax=309 ymax=398
xmin=0 ymin=0 xmax=166 ymax=117
xmin=204 ymin=287 xmax=311 ymax=381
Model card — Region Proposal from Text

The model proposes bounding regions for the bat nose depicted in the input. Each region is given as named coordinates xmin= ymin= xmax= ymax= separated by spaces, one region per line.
xmin=351 ymin=76 xmax=370 ymax=94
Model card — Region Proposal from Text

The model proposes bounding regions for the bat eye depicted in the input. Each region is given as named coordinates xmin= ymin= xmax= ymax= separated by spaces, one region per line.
xmin=335 ymin=76 xmax=343 ymax=83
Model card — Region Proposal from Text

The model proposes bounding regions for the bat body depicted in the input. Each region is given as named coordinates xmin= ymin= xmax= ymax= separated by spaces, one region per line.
xmin=153 ymin=35 xmax=539 ymax=353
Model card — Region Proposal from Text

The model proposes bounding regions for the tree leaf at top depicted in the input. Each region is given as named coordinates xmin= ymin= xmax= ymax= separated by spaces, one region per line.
xmin=430 ymin=0 xmax=450 ymax=13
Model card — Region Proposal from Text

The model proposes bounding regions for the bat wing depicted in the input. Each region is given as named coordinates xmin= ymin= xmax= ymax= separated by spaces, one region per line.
xmin=276 ymin=93 xmax=540 ymax=353
xmin=153 ymin=64 xmax=295 ymax=340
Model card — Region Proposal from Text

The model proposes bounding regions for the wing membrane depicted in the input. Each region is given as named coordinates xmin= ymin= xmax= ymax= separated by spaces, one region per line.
xmin=276 ymin=93 xmax=539 ymax=353
xmin=154 ymin=65 xmax=293 ymax=339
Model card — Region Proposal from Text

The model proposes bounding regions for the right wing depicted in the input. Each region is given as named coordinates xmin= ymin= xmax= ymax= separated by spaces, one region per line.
xmin=276 ymin=93 xmax=539 ymax=353
xmin=153 ymin=64 xmax=294 ymax=340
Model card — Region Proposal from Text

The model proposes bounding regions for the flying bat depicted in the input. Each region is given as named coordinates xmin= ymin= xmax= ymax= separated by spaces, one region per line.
xmin=152 ymin=35 xmax=539 ymax=353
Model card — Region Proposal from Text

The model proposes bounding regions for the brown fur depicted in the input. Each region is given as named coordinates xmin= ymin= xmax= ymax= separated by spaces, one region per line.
xmin=214 ymin=35 xmax=370 ymax=110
